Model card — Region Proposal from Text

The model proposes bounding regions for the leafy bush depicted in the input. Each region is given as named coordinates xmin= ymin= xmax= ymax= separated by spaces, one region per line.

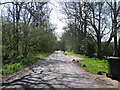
xmin=2 ymin=23 xmax=56 ymax=65
xmin=80 ymin=38 xmax=95 ymax=57
xmin=102 ymin=42 xmax=114 ymax=57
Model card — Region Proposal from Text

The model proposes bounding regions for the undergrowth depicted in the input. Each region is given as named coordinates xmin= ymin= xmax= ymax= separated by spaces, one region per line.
xmin=1 ymin=53 xmax=50 ymax=77
xmin=64 ymin=52 xmax=108 ymax=75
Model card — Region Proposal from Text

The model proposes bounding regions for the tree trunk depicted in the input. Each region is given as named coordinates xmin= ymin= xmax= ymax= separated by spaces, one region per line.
xmin=23 ymin=39 xmax=28 ymax=58
xmin=97 ymin=35 xmax=102 ymax=58
xmin=113 ymin=17 xmax=118 ymax=56
xmin=113 ymin=1 xmax=118 ymax=56
xmin=97 ymin=3 xmax=102 ymax=58
xmin=118 ymin=37 xmax=120 ymax=57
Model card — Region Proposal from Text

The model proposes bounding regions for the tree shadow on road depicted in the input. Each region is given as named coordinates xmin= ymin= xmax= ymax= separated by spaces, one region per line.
xmin=2 ymin=53 xmax=105 ymax=89
xmin=2 ymin=71 xmax=75 ymax=89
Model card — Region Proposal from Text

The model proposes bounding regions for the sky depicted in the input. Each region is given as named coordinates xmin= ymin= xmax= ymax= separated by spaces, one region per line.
xmin=48 ymin=0 xmax=118 ymax=42
xmin=0 ymin=0 xmax=67 ymax=39
xmin=48 ymin=0 xmax=67 ymax=39
xmin=0 ymin=0 xmax=118 ymax=41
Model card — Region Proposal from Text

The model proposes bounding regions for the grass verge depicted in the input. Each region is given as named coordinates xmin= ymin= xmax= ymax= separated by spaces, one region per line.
xmin=1 ymin=53 xmax=50 ymax=77
xmin=64 ymin=52 xmax=108 ymax=75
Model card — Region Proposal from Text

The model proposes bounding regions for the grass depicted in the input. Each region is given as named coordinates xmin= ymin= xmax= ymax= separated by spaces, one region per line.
xmin=64 ymin=51 xmax=88 ymax=58
xmin=64 ymin=52 xmax=108 ymax=75
xmin=1 ymin=53 xmax=50 ymax=77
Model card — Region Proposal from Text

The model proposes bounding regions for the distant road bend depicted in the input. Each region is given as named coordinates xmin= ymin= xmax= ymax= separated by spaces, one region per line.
xmin=2 ymin=51 xmax=107 ymax=88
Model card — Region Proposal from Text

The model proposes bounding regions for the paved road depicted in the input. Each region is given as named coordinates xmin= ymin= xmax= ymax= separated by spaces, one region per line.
xmin=2 ymin=51 xmax=106 ymax=89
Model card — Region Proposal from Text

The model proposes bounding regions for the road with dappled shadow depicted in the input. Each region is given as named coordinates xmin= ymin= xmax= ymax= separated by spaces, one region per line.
xmin=2 ymin=51 xmax=107 ymax=89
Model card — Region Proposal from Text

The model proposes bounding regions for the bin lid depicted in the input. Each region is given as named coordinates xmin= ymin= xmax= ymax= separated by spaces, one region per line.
xmin=106 ymin=57 xmax=120 ymax=60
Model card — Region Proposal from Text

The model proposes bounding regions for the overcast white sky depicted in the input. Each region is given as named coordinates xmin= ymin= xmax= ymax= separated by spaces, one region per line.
xmin=48 ymin=0 xmax=67 ymax=38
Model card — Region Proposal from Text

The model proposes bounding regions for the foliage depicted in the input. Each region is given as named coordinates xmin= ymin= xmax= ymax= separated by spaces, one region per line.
xmin=64 ymin=52 xmax=108 ymax=74
xmin=2 ymin=16 xmax=56 ymax=64
xmin=76 ymin=58 xmax=108 ymax=74
xmin=80 ymin=38 xmax=96 ymax=57
xmin=2 ymin=23 xmax=56 ymax=64
xmin=1 ymin=2 xmax=57 ymax=78
xmin=59 ymin=28 xmax=81 ymax=53
xmin=64 ymin=51 xmax=88 ymax=58
xmin=102 ymin=42 xmax=114 ymax=57
xmin=2 ymin=63 xmax=21 ymax=76
xmin=56 ymin=39 xmax=66 ymax=51
xmin=1 ymin=53 xmax=49 ymax=76
xmin=60 ymin=2 xmax=120 ymax=57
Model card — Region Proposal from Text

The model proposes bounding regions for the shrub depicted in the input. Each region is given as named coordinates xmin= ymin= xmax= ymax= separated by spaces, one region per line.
xmin=80 ymin=38 xmax=95 ymax=57
xmin=2 ymin=63 xmax=21 ymax=76
xmin=1 ymin=53 xmax=49 ymax=76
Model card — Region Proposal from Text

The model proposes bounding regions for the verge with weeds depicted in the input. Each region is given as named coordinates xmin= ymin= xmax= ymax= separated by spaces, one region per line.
xmin=1 ymin=53 xmax=50 ymax=77
xmin=64 ymin=52 xmax=108 ymax=75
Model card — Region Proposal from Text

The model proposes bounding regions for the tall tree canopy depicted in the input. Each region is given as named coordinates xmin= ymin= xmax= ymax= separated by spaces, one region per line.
xmin=1 ymin=2 xmax=57 ymax=64
xmin=59 ymin=1 xmax=120 ymax=58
